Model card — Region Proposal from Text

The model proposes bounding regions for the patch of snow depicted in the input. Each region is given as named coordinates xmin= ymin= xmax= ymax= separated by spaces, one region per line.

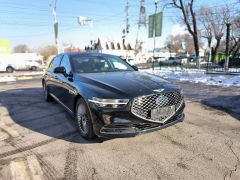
xmin=141 ymin=68 xmax=240 ymax=87
xmin=0 ymin=76 xmax=16 ymax=83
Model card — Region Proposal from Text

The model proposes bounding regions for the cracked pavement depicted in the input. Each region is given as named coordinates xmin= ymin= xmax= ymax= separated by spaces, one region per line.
xmin=0 ymin=79 xmax=239 ymax=180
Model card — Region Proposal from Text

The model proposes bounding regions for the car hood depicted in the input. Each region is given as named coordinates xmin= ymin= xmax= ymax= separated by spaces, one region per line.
xmin=75 ymin=71 xmax=180 ymax=99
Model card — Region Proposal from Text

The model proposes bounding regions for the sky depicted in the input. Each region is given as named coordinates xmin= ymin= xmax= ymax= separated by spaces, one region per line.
xmin=0 ymin=0 xmax=238 ymax=50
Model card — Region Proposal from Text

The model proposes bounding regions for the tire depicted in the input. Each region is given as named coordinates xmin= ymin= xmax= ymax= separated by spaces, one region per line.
xmin=172 ymin=62 xmax=177 ymax=66
xmin=43 ymin=82 xmax=53 ymax=102
xmin=75 ymin=98 xmax=95 ymax=140
xmin=31 ymin=66 xmax=37 ymax=71
xmin=6 ymin=66 xmax=14 ymax=73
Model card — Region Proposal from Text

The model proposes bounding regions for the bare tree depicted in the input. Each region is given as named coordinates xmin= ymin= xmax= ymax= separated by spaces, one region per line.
xmin=170 ymin=0 xmax=200 ymax=68
xmin=198 ymin=6 xmax=213 ymax=49
xmin=198 ymin=6 xmax=230 ymax=63
xmin=37 ymin=45 xmax=57 ymax=61
xmin=229 ymin=16 xmax=240 ymax=57
xmin=165 ymin=35 xmax=181 ymax=54
xmin=165 ymin=33 xmax=199 ymax=55
xmin=13 ymin=44 xmax=30 ymax=53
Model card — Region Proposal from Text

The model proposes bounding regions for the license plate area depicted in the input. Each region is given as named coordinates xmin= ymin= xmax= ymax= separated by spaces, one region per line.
xmin=151 ymin=105 xmax=176 ymax=122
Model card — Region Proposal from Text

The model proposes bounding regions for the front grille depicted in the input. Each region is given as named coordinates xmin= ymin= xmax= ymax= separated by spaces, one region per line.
xmin=131 ymin=91 xmax=183 ymax=123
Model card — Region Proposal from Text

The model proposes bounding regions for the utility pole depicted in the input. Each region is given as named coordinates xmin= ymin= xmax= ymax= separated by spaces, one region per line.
xmin=126 ymin=0 xmax=130 ymax=35
xmin=123 ymin=0 xmax=130 ymax=59
xmin=152 ymin=0 xmax=158 ymax=70
xmin=224 ymin=23 xmax=231 ymax=71
xmin=50 ymin=0 xmax=60 ymax=54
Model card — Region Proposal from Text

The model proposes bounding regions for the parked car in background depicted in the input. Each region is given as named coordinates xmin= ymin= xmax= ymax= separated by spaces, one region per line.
xmin=25 ymin=60 xmax=42 ymax=70
xmin=147 ymin=57 xmax=167 ymax=63
xmin=42 ymin=52 xmax=185 ymax=139
xmin=0 ymin=53 xmax=43 ymax=73
xmin=0 ymin=59 xmax=41 ymax=73
xmin=159 ymin=57 xmax=184 ymax=66
xmin=188 ymin=56 xmax=208 ymax=65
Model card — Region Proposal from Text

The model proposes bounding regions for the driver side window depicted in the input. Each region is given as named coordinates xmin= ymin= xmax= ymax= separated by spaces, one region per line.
xmin=48 ymin=55 xmax=62 ymax=72
xmin=60 ymin=55 xmax=72 ymax=75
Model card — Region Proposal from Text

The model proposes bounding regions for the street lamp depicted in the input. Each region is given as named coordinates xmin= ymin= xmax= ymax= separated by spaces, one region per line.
xmin=152 ymin=0 xmax=159 ymax=70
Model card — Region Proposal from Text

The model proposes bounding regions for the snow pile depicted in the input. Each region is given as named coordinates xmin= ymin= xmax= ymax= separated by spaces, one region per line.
xmin=142 ymin=68 xmax=240 ymax=87
xmin=0 ymin=76 xmax=16 ymax=83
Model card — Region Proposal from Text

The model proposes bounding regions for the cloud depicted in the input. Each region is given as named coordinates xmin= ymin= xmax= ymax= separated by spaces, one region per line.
xmin=171 ymin=24 xmax=187 ymax=35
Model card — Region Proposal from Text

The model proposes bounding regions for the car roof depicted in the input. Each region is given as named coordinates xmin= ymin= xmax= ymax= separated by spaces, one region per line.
xmin=59 ymin=52 xmax=117 ymax=57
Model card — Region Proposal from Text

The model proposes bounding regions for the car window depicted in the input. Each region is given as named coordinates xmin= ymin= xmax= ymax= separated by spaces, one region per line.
xmin=48 ymin=55 xmax=62 ymax=72
xmin=107 ymin=56 xmax=128 ymax=70
xmin=60 ymin=55 xmax=72 ymax=74
xmin=71 ymin=55 xmax=134 ymax=73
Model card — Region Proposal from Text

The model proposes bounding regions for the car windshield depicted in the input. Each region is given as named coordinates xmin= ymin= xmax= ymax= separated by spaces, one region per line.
xmin=71 ymin=55 xmax=135 ymax=73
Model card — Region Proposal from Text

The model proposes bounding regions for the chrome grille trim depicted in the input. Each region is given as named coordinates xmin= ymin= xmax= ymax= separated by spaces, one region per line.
xmin=131 ymin=92 xmax=183 ymax=123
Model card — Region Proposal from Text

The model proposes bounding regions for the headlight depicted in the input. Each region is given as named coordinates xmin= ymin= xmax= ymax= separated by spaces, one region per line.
xmin=89 ymin=97 xmax=129 ymax=108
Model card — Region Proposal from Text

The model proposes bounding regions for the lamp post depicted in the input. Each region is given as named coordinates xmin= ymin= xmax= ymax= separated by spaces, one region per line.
xmin=152 ymin=0 xmax=158 ymax=70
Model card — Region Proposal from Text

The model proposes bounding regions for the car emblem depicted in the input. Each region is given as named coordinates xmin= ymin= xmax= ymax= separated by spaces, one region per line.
xmin=153 ymin=89 xmax=165 ymax=93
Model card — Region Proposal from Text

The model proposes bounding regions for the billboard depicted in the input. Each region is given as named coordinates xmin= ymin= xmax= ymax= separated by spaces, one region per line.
xmin=148 ymin=12 xmax=163 ymax=38
xmin=0 ymin=39 xmax=11 ymax=54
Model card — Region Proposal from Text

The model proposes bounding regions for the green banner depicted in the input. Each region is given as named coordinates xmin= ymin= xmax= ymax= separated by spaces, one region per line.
xmin=54 ymin=22 xmax=58 ymax=43
xmin=148 ymin=14 xmax=154 ymax=38
xmin=148 ymin=12 xmax=163 ymax=38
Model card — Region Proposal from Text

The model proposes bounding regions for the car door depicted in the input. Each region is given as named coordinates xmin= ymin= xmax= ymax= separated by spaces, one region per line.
xmin=46 ymin=55 xmax=63 ymax=98
xmin=57 ymin=55 xmax=76 ymax=111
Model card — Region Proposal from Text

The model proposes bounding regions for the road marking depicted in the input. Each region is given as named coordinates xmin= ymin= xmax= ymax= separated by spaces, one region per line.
xmin=0 ymin=107 xmax=20 ymax=138
xmin=0 ymin=122 xmax=19 ymax=138
xmin=26 ymin=155 xmax=44 ymax=180
xmin=17 ymin=76 xmax=33 ymax=80
xmin=9 ymin=155 xmax=44 ymax=180
xmin=10 ymin=159 xmax=30 ymax=180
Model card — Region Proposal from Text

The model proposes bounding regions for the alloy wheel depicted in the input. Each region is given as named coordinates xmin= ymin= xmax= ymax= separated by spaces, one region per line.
xmin=77 ymin=103 xmax=89 ymax=135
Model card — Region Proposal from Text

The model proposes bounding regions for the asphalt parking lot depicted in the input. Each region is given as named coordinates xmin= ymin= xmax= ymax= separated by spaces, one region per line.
xmin=0 ymin=79 xmax=239 ymax=180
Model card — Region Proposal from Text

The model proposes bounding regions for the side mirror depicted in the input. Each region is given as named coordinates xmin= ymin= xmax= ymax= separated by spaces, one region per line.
xmin=132 ymin=65 xmax=138 ymax=71
xmin=54 ymin=66 xmax=66 ymax=74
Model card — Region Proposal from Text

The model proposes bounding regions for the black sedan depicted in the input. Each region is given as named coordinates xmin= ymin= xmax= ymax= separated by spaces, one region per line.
xmin=42 ymin=52 xmax=185 ymax=139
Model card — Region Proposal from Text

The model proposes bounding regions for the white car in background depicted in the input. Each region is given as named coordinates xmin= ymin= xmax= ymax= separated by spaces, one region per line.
xmin=25 ymin=60 xmax=41 ymax=70
xmin=0 ymin=59 xmax=41 ymax=73
xmin=159 ymin=57 xmax=186 ymax=65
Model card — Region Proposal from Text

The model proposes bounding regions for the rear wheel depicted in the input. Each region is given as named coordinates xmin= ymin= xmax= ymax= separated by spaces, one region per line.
xmin=6 ymin=66 xmax=14 ymax=73
xmin=75 ymin=98 xmax=95 ymax=140
xmin=43 ymin=82 xmax=53 ymax=102
xmin=31 ymin=66 xmax=37 ymax=71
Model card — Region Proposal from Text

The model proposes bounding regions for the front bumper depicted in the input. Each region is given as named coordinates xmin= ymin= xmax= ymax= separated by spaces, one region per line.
xmin=89 ymin=101 xmax=185 ymax=138
xmin=99 ymin=112 xmax=184 ymax=138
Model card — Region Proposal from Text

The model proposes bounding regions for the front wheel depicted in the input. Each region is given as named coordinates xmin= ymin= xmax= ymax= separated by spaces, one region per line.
xmin=75 ymin=98 xmax=95 ymax=140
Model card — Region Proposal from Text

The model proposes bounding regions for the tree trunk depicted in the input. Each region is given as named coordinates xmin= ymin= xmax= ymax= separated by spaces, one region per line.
xmin=207 ymin=38 xmax=212 ymax=49
xmin=212 ymin=38 xmax=221 ymax=64
xmin=192 ymin=34 xmax=200 ymax=68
